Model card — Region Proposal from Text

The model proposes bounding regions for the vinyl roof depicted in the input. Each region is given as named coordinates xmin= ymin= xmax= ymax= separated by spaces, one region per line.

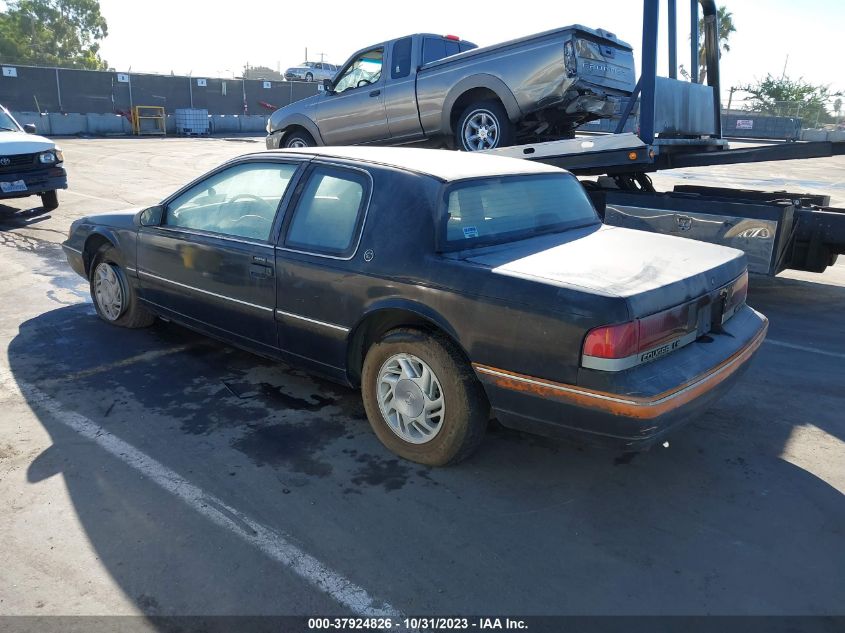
xmin=267 ymin=146 xmax=564 ymax=181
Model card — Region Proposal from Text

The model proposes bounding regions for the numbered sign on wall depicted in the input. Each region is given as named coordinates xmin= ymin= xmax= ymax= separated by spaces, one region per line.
xmin=196 ymin=78 xmax=207 ymax=87
xmin=2 ymin=67 xmax=18 ymax=78
xmin=263 ymin=81 xmax=272 ymax=89
xmin=116 ymin=73 xmax=129 ymax=83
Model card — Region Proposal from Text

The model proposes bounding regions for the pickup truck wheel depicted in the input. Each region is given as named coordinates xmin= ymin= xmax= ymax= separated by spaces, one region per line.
xmin=362 ymin=328 xmax=489 ymax=466
xmin=456 ymin=100 xmax=514 ymax=151
xmin=284 ymin=130 xmax=315 ymax=148
xmin=89 ymin=245 xmax=156 ymax=329
xmin=40 ymin=190 xmax=59 ymax=210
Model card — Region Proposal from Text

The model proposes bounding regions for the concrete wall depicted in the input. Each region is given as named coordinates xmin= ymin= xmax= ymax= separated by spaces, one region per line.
xmin=800 ymin=128 xmax=845 ymax=142
xmin=0 ymin=64 xmax=318 ymax=116
xmin=11 ymin=111 xmax=270 ymax=137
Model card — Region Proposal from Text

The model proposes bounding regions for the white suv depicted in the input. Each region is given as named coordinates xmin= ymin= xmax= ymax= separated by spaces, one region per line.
xmin=0 ymin=105 xmax=67 ymax=210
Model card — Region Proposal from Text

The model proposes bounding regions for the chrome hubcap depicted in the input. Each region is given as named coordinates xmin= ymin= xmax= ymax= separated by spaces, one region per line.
xmin=94 ymin=262 xmax=124 ymax=321
xmin=377 ymin=353 xmax=445 ymax=444
xmin=463 ymin=109 xmax=500 ymax=151
xmin=287 ymin=138 xmax=308 ymax=148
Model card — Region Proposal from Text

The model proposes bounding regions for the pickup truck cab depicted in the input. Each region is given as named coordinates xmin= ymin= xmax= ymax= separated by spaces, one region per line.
xmin=266 ymin=26 xmax=635 ymax=152
xmin=0 ymin=105 xmax=67 ymax=210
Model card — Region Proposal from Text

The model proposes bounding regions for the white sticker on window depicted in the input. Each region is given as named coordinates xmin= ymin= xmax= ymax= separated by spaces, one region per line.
xmin=462 ymin=226 xmax=479 ymax=238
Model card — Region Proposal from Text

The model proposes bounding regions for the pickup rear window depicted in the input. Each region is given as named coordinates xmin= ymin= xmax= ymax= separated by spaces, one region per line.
xmin=442 ymin=174 xmax=599 ymax=249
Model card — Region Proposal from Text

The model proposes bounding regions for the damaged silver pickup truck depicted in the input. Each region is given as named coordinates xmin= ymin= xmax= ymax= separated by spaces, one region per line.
xmin=266 ymin=27 xmax=636 ymax=152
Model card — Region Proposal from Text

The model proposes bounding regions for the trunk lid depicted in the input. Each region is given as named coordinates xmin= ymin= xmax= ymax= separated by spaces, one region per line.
xmin=463 ymin=224 xmax=746 ymax=319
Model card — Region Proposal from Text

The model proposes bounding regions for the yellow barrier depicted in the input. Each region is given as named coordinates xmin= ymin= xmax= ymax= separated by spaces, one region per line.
xmin=132 ymin=106 xmax=166 ymax=136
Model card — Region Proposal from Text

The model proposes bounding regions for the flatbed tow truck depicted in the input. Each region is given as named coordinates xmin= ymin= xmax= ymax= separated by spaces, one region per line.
xmin=486 ymin=0 xmax=845 ymax=276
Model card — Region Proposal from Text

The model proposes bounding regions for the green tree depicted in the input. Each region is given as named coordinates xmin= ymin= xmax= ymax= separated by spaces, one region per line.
xmin=697 ymin=5 xmax=735 ymax=83
xmin=741 ymin=74 xmax=841 ymax=124
xmin=0 ymin=0 xmax=109 ymax=70
xmin=244 ymin=65 xmax=284 ymax=81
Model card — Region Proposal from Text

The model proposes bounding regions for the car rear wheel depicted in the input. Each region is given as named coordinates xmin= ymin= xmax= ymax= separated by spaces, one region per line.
xmin=89 ymin=244 xmax=156 ymax=328
xmin=284 ymin=130 xmax=315 ymax=148
xmin=361 ymin=328 xmax=489 ymax=466
xmin=456 ymin=99 xmax=514 ymax=151
xmin=40 ymin=190 xmax=58 ymax=210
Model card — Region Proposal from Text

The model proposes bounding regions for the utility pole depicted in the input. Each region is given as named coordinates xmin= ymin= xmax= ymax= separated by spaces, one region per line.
xmin=726 ymin=86 xmax=736 ymax=114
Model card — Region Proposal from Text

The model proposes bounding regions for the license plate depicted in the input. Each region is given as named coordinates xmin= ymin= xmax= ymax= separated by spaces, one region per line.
xmin=0 ymin=180 xmax=27 ymax=193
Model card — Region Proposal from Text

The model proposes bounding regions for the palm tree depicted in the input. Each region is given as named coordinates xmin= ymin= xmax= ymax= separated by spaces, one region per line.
xmin=698 ymin=5 xmax=735 ymax=84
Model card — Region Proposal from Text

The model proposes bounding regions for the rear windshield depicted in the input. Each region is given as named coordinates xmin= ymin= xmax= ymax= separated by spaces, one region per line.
xmin=442 ymin=174 xmax=599 ymax=249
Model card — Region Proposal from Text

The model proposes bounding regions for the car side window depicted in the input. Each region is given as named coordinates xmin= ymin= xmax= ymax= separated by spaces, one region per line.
xmin=422 ymin=37 xmax=447 ymax=65
xmin=391 ymin=37 xmax=412 ymax=79
xmin=164 ymin=162 xmax=298 ymax=241
xmin=333 ymin=48 xmax=383 ymax=92
xmin=285 ymin=166 xmax=368 ymax=257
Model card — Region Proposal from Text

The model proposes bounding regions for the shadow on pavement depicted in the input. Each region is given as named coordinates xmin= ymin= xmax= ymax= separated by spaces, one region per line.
xmin=4 ymin=255 xmax=845 ymax=617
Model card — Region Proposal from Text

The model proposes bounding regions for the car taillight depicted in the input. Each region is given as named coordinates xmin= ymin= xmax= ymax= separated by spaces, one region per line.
xmin=582 ymin=304 xmax=697 ymax=370
xmin=583 ymin=321 xmax=639 ymax=359
xmin=564 ymin=41 xmax=577 ymax=77
xmin=722 ymin=271 xmax=748 ymax=324
xmin=638 ymin=302 xmax=694 ymax=351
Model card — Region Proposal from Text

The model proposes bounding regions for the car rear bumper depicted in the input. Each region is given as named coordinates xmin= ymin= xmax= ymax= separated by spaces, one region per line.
xmin=474 ymin=306 xmax=768 ymax=450
xmin=0 ymin=166 xmax=68 ymax=200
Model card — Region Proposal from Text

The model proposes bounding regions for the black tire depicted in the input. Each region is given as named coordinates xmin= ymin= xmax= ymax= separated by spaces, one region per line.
xmin=361 ymin=328 xmax=489 ymax=466
xmin=89 ymin=244 xmax=156 ymax=329
xmin=455 ymin=99 xmax=514 ymax=151
xmin=283 ymin=129 xmax=316 ymax=148
xmin=40 ymin=190 xmax=59 ymax=210
xmin=305 ymin=72 xmax=314 ymax=82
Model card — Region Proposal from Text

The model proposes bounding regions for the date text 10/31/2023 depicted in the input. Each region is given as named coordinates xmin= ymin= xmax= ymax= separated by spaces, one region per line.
xmin=307 ymin=617 xmax=529 ymax=630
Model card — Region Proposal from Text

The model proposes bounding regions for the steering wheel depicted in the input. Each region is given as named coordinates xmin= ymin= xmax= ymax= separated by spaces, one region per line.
xmin=229 ymin=193 xmax=274 ymax=212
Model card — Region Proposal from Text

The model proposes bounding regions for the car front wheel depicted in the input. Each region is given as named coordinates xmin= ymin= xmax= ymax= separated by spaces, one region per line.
xmin=361 ymin=328 xmax=489 ymax=466
xmin=89 ymin=244 xmax=156 ymax=328
xmin=40 ymin=190 xmax=59 ymax=210
xmin=284 ymin=130 xmax=315 ymax=148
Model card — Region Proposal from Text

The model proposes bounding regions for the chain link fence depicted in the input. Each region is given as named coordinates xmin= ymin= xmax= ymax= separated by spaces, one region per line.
xmin=0 ymin=62 xmax=318 ymax=120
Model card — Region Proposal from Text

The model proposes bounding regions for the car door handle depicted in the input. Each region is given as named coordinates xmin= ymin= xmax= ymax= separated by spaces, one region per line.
xmin=369 ymin=89 xmax=381 ymax=97
xmin=249 ymin=263 xmax=274 ymax=279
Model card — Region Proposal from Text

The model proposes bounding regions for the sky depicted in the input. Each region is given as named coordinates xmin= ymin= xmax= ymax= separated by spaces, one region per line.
xmin=85 ymin=0 xmax=845 ymax=103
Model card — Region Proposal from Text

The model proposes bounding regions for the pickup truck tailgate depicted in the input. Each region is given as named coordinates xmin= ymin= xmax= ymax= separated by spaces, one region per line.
xmin=571 ymin=30 xmax=636 ymax=94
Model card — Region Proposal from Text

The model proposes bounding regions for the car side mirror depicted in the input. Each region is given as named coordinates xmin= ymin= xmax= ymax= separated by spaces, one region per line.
xmin=138 ymin=205 xmax=164 ymax=226
xmin=322 ymin=78 xmax=334 ymax=93
xmin=23 ymin=123 xmax=37 ymax=134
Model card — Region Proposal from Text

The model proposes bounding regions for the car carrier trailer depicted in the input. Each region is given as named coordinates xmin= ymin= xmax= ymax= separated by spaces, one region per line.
xmin=485 ymin=0 xmax=845 ymax=276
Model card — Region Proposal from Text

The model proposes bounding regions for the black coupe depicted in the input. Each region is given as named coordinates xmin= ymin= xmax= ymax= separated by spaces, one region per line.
xmin=63 ymin=147 xmax=768 ymax=465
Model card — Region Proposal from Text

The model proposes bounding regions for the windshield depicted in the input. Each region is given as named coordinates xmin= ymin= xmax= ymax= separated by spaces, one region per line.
xmin=0 ymin=109 xmax=20 ymax=132
xmin=442 ymin=173 xmax=599 ymax=249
